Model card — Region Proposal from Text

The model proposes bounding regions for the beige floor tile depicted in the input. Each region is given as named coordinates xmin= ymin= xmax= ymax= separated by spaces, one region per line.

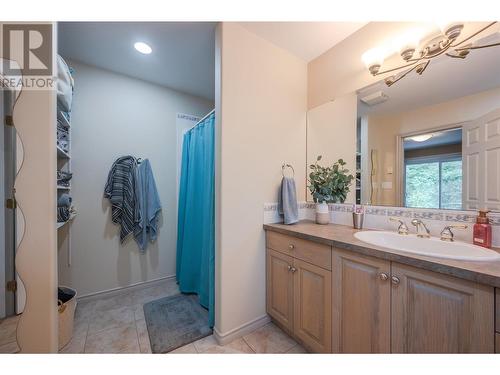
xmin=93 ymin=293 xmax=134 ymax=313
xmin=132 ymin=283 xmax=179 ymax=306
xmin=243 ymin=323 xmax=297 ymax=354
xmin=0 ymin=315 xmax=19 ymax=346
xmin=59 ymin=335 xmax=86 ymax=354
xmin=133 ymin=304 xmax=145 ymax=321
xmin=74 ymin=300 xmax=96 ymax=322
xmin=59 ymin=318 xmax=89 ymax=354
xmin=88 ymin=305 xmax=135 ymax=334
xmin=85 ymin=323 xmax=139 ymax=353
xmin=286 ymin=344 xmax=308 ymax=353
xmin=168 ymin=343 xmax=198 ymax=354
xmin=200 ymin=338 xmax=255 ymax=354
xmin=0 ymin=340 xmax=20 ymax=353
xmin=136 ymin=319 xmax=151 ymax=353
xmin=192 ymin=335 xmax=218 ymax=352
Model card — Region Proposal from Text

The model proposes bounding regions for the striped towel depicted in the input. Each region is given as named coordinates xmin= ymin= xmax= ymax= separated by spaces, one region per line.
xmin=104 ymin=156 xmax=139 ymax=242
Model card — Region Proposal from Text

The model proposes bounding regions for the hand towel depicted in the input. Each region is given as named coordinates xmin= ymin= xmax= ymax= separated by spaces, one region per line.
xmin=278 ymin=177 xmax=299 ymax=225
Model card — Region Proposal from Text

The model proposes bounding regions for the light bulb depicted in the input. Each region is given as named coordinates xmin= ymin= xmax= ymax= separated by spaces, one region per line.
xmin=361 ymin=48 xmax=385 ymax=75
xmin=436 ymin=21 xmax=463 ymax=39
xmin=134 ymin=42 xmax=152 ymax=55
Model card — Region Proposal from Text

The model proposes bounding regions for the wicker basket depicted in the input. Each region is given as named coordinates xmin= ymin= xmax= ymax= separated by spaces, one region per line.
xmin=58 ymin=286 xmax=77 ymax=350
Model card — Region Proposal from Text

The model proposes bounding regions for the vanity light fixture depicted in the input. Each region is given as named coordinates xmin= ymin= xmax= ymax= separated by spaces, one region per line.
xmin=134 ymin=41 xmax=152 ymax=54
xmin=362 ymin=22 xmax=500 ymax=87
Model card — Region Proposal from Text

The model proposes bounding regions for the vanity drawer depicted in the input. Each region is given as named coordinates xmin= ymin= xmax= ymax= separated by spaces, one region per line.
xmin=266 ymin=231 xmax=331 ymax=270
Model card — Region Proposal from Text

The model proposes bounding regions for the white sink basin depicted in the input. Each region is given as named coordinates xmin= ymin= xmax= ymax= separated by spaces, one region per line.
xmin=354 ymin=231 xmax=500 ymax=262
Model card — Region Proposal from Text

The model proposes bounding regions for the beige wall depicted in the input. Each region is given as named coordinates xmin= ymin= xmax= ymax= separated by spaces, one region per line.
xmin=306 ymin=95 xmax=357 ymax=203
xmin=216 ymin=23 xmax=307 ymax=337
xmin=58 ymin=60 xmax=213 ymax=296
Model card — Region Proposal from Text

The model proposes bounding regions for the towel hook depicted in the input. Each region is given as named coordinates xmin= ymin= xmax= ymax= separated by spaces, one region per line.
xmin=282 ymin=163 xmax=295 ymax=178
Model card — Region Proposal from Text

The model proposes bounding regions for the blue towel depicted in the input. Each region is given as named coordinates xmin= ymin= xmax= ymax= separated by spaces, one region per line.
xmin=134 ymin=159 xmax=162 ymax=251
xmin=278 ymin=177 xmax=298 ymax=225
xmin=57 ymin=193 xmax=72 ymax=208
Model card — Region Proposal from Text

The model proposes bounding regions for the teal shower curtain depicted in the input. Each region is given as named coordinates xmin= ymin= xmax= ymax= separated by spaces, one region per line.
xmin=176 ymin=111 xmax=215 ymax=327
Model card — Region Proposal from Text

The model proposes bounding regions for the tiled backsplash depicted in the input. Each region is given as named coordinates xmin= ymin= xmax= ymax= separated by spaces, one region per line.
xmin=264 ymin=202 xmax=500 ymax=247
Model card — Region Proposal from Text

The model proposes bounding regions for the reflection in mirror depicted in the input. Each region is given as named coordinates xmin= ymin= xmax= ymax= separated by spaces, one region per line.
xmin=355 ymin=36 xmax=500 ymax=212
xmin=403 ymin=128 xmax=462 ymax=210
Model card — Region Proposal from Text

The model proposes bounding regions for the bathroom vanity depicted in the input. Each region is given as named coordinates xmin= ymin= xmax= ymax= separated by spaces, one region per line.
xmin=264 ymin=221 xmax=500 ymax=353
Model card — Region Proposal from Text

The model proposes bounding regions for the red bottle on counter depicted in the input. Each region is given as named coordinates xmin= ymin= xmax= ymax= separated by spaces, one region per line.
xmin=473 ymin=210 xmax=492 ymax=248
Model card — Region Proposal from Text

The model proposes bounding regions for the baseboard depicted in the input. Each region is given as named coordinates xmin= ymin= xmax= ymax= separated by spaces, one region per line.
xmin=213 ymin=314 xmax=271 ymax=345
xmin=76 ymin=275 xmax=176 ymax=302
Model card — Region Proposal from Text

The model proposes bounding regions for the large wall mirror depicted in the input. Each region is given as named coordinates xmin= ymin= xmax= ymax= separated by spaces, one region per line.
xmin=307 ymin=33 xmax=500 ymax=212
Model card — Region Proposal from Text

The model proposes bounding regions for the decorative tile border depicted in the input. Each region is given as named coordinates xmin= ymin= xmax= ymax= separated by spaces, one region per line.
xmin=264 ymin=202 xmax=500 ymax=226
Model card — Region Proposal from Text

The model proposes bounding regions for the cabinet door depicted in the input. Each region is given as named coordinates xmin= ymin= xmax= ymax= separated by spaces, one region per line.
xmin=293 ymin=258 xmax=332 ymax=353
xmin=331 ymin=248 xmax=391 ymax=353
xmin=391 ymin=263 xmax=495 ymax=353
xmin=266 ymin=249 xmax=294 ymax=333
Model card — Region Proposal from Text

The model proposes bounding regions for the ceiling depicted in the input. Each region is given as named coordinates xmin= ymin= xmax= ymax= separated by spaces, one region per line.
xmin=240 ymin=22 xmax=367 ymax=62
xmin=403 ymin=128 xmax=462 ymax=151
xmin=58 ymin=22 xmax=216 ymax=100
xmin=357 ymin=27 xmax=500 ymax=115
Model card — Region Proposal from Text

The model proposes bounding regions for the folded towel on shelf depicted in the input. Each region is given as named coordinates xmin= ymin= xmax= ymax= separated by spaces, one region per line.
xmin=57 ymin=170 xmax=72 ymax=187
xmin=57 ymin=55 xmax=74 ymax=113
xmin=57 ymin=207 xmax=70 ymax=222
xmin=278 ymin=177 xmax=299 ymax=225
xmin=58 ymin=193 xmax=72 ymax=208
xmin=57 ymin=205 xmax=76 ymax=223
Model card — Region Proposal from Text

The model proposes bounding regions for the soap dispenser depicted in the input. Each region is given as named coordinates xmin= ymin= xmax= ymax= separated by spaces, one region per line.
xmin=473 ymin=210 xmax=492 ymax=248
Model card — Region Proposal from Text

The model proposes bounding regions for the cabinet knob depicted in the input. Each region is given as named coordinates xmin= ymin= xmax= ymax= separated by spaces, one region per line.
xmin=287 ymin=265 xmax=292 ymax=271
xmin=391 ymin=276 xmax=400 ymax=285
xmin=379 ymin=272 xmax=389 ymax=281
xmin=288 ymin=244 xmax=295 ymax=250
xmin=290 ymin=267 xmax=297 ymax=273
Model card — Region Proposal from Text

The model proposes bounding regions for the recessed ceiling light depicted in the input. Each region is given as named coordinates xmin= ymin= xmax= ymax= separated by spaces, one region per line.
xmin=134 ymin=42 xmax=152 ymax=55
xmin=408 ymin=134 xmax=433 ymax=142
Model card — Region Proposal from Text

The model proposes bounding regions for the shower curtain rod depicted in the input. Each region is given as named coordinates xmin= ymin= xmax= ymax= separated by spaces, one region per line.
xmin=193 ymin=108 xmax=215 ymax=127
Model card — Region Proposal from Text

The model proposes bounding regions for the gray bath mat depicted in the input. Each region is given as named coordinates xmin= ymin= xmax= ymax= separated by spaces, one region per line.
xmin=143 ymin=293 xmax=212 ymax=353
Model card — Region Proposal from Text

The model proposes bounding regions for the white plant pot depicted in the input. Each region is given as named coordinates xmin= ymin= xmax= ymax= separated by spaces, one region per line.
xmin=315 ymin=202 xmax=329 ymax=225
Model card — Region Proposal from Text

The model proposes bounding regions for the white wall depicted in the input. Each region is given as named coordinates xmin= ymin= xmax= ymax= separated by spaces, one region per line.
xmin=216 ymin=23 xmax=307 ymax=338
xmin=58 ymin=60 xmax=213 ymax=296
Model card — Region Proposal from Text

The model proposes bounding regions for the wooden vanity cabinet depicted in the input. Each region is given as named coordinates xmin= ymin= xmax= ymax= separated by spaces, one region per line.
xmin=331 ymin=248 xmax=391 ymax=353
xmin=266 ymin=230 xmax=496 ymax=354
xmin=266 ymin=249 xmax=294 ymax=333
xmin=293 ymin=259 xmax=331 ymax=353
xmin=391 ymin=263 xmax=494 ymax=353
xmin=266 ymin=232 xmax=332 ymax=353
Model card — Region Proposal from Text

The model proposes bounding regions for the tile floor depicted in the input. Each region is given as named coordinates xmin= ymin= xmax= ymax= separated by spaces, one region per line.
xmin=0 ymin=279 xmax=306 ymax=354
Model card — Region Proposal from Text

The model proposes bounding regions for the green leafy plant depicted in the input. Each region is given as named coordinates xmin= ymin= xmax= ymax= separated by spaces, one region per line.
xmin=308 ymin=155 xmax=354 ymax=203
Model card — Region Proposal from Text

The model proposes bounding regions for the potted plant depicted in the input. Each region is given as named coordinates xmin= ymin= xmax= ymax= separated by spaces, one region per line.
xmin=308 ymin=155 xmax=354 ymax=224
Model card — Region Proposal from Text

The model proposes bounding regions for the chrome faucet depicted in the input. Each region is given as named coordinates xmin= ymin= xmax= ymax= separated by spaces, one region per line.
xmin=440 ymin=224 xmax=467 ymax=242
xmin=411 ymin=219 xmax=431 ymax=238
xmin=389 ymin=217 xmax=409 ymax=235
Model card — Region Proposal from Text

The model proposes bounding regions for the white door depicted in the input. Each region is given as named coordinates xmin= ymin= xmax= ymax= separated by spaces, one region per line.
xmin=463 ymin=108 xmax=500 ymax=211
